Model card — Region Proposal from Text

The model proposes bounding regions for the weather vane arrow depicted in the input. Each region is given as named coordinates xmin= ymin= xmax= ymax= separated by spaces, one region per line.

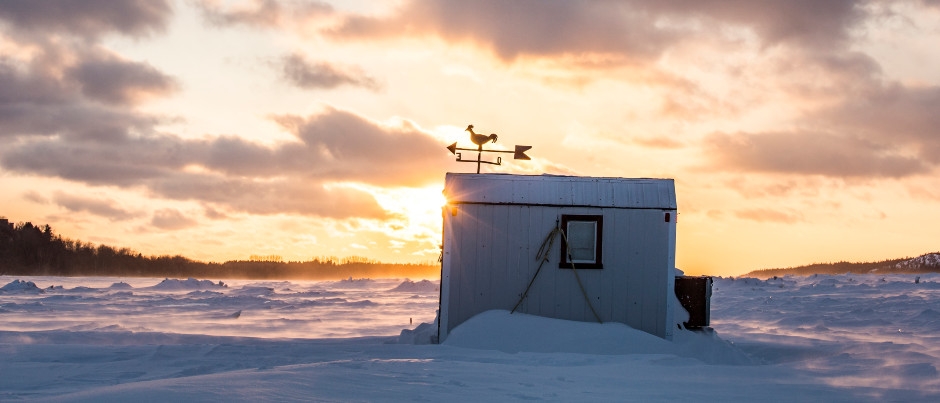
xmin=446 ymin=124 xmax=532 ymax=173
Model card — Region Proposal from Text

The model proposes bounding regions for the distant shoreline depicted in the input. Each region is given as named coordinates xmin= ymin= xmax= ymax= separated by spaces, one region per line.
xmin=1 ymin=218 xmax=439 ymax=281
xmin=744 ymin=252 xmax=940 ymax=278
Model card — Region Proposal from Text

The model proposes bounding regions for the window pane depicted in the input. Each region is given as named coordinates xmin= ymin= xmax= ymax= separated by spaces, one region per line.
xmin=567 ymin=221 xmax=596 ymax=263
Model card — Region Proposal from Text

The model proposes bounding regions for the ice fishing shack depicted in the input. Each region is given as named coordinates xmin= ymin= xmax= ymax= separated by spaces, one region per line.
xmin=438 ymin=173 xmax=678 ymax=342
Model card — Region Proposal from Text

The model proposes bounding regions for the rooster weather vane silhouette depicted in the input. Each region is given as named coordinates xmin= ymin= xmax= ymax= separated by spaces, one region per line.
xmin=446 ymin=124 xmax=532 ymax=173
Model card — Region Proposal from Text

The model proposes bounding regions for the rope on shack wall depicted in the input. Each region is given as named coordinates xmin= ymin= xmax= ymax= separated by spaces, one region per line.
xmin=511 ymin=219 xmax=603 ymax=323
xmin=510 ymin=221 xmax=557 ymax=314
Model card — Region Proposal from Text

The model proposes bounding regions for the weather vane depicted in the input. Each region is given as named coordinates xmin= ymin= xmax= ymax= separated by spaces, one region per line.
xmin=446 ymin=124 xmax=532 ymax=173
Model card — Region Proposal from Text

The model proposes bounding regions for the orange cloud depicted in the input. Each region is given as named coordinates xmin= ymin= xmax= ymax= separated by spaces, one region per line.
xmin=734 ymin=208 xmax=804 ymax=224
xmin=703 ymin=131 xmax=928 ymax=178
xmin=1 ymin=107 xmax=450 ymax=220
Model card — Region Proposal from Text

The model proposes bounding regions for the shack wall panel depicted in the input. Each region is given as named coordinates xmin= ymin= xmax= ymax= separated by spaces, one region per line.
xmin=453 ymin=204 xmax=480 ymax=332
xmin=546 ymin=207 xmax=570 ymax=321
xmin=511 ymin=206 xmax=529 ymax=311
xmin=510 ymin=205 xmax=530 ymax=313
xmin=506 ymin=205 xmax=529 ymax=312
xmin=569 ymin=180 xmax=596 ymax=206
xmin=445 ymin=173 xmax=676 ymax=209
xmin=601 ymin=209 xmax=618 ymax=323
xmin=653 ymin=214 xmax=668 ymax=337
xmin=515 ymin=206 xmax=537 ymax=314
xmin=441 ymin=173 xmax=678 ymax=341
xmin=616 ymin=209 xmax=640 ymax=327
xmin=581 ymin=267 xmax=604 ymax=323
xmin=511 ymin=180 xmax=532 ymax=205
xmin=632 ymin=210 xmax=670 ymax=338
xmin=533 ymin=207 xmax=557 ymax=318
xmin=664 ymin=215 xmax=677 ymax=339
xmin=439 ymin=209 xmax=455 ymax=340
xmin=623 ymin=210 xmax=644 ymax=331
xmin=489 ymin=205 xmax=512 ymax=310
xmin=639 ymin=211 xmax=656 ymax=334
xmin=478 ymin=203 xmax=494 ymax=314
xmin=553 ymin=252 xmax=573 ymax=321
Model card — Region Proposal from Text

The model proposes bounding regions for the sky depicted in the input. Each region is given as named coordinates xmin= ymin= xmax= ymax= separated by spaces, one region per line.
xmin=1 ymin=0 xmax=939 ymax=276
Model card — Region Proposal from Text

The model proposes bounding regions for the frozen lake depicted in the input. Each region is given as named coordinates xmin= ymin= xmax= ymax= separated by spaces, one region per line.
xmin=2 ymin=273 xmax=939 ymax=401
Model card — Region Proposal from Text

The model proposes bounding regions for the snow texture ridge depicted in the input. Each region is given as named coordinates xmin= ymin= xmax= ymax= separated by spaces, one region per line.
xmin=1 ymin=279 xmax=44 ymax=293
xmin=149 ymin=277 xmax=228 ymax=291
xmin=389 ymin=279 xmax=440 ymax=292
xmin=443 ymin=310 xmax=752 ymax=365
xmin=1 ymin=274 xmax=939 ymax=401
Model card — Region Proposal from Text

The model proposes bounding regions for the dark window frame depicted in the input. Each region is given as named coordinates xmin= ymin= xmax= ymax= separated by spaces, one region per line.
xmin=559 ymin=214 xmax=603 ymax=269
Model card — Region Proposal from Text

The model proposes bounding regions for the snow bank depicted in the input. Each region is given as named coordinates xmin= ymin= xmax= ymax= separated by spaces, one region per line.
xmin=149 ymin=278 xmax=227 ymax=291
xmin=229 ymin=286 xmax=276 ymax=297
xmin=389 ymin=279 xmax=439 ymax=293
xmin=444 ymin=310 xmax=672 ymax=355
xmin=398 ymin=311 xmax=440 ymax=344
xmin=331 ymin=277 xmax=375 ymax=288
xmin=443 ymin=310 xmax=754 ymax=364
xmin=397 ymin=322 xmax=437 ymax=344
xmin=0 ymin=279 xmax=44 ymax=294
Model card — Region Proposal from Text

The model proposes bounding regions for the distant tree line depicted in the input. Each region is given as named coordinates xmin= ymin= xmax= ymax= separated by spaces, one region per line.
xmin=745 ymin=256 xmax=936 ymax=278
xmin=0 ymin=217 xmax=438 ymax=280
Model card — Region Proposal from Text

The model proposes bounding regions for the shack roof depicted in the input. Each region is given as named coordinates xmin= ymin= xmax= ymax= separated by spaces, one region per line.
xmin=444 ymin=173 xmax=676 ymax=209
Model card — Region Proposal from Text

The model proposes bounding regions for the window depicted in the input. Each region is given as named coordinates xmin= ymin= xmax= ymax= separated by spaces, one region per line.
xmin=559 ymin=214 xmax=603 ymax=269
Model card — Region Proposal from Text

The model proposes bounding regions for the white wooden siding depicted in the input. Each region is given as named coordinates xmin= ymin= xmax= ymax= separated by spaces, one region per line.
xmin=444 ymin=173 xmax=676 ymax=209
xmin=439 ymin=173 xmax=677 ymax=342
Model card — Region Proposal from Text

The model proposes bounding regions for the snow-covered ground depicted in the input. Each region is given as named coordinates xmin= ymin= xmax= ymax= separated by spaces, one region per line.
xmin=1 ymin=274 xmax=938 ymax=401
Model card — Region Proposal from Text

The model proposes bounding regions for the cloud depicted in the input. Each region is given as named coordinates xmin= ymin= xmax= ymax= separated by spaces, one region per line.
xmin=329 ymin=0 xmax=676 ymax=63
xmin=720 ymin=177 xmax=826 ymax=200
xmin=0 ymin=0 xmax=172 ymax=39
xmin=269 ymin=108 xmax=451 ymax=186
xmin=0 ymin=107 xmax=450 ymax=220
xmin=327 ymin=0 xmax=867 ymax=62
xmin=203 ymin=207 xmax=229 ymax=220
xmin=22 ymin=191 xmax=49 ymax=204
xmin=196 ymin=0 xmax=332 ymax=29
xmin=703 ymin=131 xmax=928 ymax=179
xmin=150 ymin=173 xmax=389 ymax=219
xmin=646 ymin=0 xmax=863 ymax=48
xmin=0 ymin=0 xmax=180 ymax=142
xmin=66 ymin=52 xmax=179 ymax=105
xmin=1 ymin=133 xmax=186 ymax=186
xmin=280 ymin=54 xmax=379 ymax=90
xmin=694 ymin=41 xmax=940 ymax=180
xmin=734 ymin=208 xmax=803 ymax=224
xmin=151 ymin=209 xmax=197 ymax=230
xmin=53 ymin=192 xmax=139 ymax=221
xmin=0 ymin=48 xmax=172 ymax=141
xmin=814 ymin=84 xmax=940 ymax=164
xmin=632 ymin=136 xmax=685 ymax=150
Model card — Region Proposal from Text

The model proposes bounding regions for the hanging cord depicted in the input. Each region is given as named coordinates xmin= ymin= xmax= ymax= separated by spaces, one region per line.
xmin=511 ymin=220 xmax=559 ymax=314
xmin=511 ymin=219 xmax=603 ymax=324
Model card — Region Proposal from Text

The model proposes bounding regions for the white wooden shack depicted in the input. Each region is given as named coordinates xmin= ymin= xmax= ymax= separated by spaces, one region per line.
xmin=438 ymin=173 xmax=678 ymax=342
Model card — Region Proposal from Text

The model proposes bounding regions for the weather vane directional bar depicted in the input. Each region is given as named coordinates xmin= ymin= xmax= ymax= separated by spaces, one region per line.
xmin=446 ymin=124 xmax=532 ymax=173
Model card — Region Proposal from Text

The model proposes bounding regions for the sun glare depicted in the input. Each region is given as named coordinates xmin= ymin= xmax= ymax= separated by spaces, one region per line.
xmin=376 ymin=185 xmax=448 ymax=225
xmin=346 ymin=182 xmax=447 ymax=246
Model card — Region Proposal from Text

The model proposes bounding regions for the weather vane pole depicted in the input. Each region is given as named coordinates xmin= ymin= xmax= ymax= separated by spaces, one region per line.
xmin=446 ymin=124 xmax=532 ymax=173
